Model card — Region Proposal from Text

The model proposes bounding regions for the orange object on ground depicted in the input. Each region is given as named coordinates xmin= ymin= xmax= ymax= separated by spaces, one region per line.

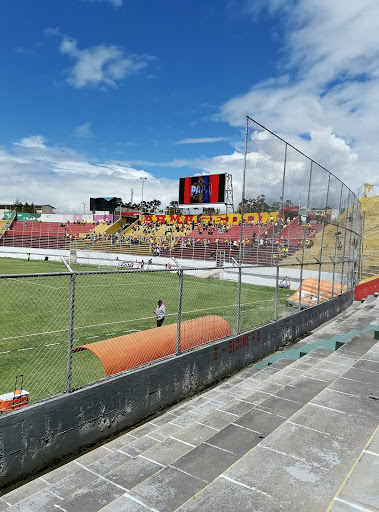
xmin=73 ymin=315 xmax=232 ymax=376
xmin=287 ymin=278 xmax=347 ymax=308
xmin=0 ymin=390 xmax=29 ymax=413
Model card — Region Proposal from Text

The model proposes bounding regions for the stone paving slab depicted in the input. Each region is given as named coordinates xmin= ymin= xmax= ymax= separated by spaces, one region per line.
xmin=224 ymin=444 xmax=340 ymax=511
xmin=196 ymin=409 xmax=237 ymax=430
xmin=336 ymin=450 xmax=379 ymax=512
xmin=345 ymin=366 xmax=379 ymax=386
xmin=138 ymin=437 xmax=194 ymax=466
xmin=171 ymin=442 xmax=238 ymax=483
xmin=127 ymin=466 xmax=206 ymax=511
xmin=311 ymin=388 xmax=379 ymax=423
xmin=328 ymin=428 xmax=379 ymax=512
xmin=254 ymin=395 xmax=303 ymax=418
xmin=292 ymin=399 xmax=378 ymax=441
xmin=118 ymin=434 xmax=160 ymax=457
xmin=0 ymin=479 xmax=48 ymax=507
xmin=59 ymin=476 xmax=126 ymax=512
xmin=168 ymin=421 xmax=219 ymax=446
xmin=329 ymin=374 xmax=378 ymax=399
xmin=1 ymin=488 xmax=64 ymax=512
xmin=87 ymin=450 xmax=132 ymax=476
xmin=274 ymin=375 xmax=329 ymax=403
xmin=247 ymin=380 xmax=285 ymax=395
xmin=178 ymin=473 xmax=284 ymax=512
xmin=304 ymin=367 xmax=341 ymax=383
xmin=0 ymin=500 xmax=9 ymax=512
xmin=234 ymin=407 xmax=285 ymax=436
xmin=203 ymin=422 xmax=262 ymax=456
xmin=219 ymin=397 xmax=258 ymax=416
xmin=101 ymin=494 xmax=153 ymax=511
xmin=106 ymin=455 xmax=162 ymax=490
xmin=48 ymin=466 xmax=100 ymax=499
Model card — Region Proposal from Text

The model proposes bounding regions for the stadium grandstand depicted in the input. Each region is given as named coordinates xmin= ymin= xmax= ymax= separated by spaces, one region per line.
xmin=0 ymin=202 xmax=377 ymax=275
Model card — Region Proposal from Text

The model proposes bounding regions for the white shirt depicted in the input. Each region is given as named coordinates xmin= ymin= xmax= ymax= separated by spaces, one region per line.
xmin=155 ymin=304 xmax=165 ymax=320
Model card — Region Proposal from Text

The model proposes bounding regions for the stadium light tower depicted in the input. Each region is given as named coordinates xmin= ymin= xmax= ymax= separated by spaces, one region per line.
xmin=83 ymin=203 xmax=86 ymax=216
xmin=140 ymin=177 xmax=147 ymax=219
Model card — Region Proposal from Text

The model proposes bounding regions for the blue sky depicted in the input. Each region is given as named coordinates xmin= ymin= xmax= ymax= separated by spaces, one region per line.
xmin=1 ymin=0 xmax=378 ymax=213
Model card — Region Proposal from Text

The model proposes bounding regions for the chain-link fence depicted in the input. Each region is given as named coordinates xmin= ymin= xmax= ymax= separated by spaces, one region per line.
xmin=240 ymin=117 xmax=360 ymax=310
xmin=0 ymin=117 xmax=360 ymax=407
xmin=0 ymin=264 xmax=294 ymax=404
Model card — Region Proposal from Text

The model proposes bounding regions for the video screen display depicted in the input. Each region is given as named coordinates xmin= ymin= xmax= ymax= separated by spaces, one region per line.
xmin=179 ymin=174 xmax=226 ymax=205
xmin=90 ymin=197 xmax=122 ymax=212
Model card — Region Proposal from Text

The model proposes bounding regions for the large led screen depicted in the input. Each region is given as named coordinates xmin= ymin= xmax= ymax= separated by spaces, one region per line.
xmin=179 ymin=174 xmax=226 ymax=205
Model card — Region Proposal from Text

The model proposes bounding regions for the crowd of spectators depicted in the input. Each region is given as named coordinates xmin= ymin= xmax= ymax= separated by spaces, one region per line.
xmin=71 ymin=214 xmax=321 ymax=259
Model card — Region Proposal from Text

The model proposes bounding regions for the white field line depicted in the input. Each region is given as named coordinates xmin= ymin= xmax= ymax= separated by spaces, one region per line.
xmin=0 ymin=298 xmax=270 ymax=343
xmin=7 ymin=278 xmax=67 ymax=290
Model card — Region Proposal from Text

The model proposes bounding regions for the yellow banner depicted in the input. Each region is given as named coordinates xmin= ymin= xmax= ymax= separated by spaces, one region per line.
xmin=141 ymin=212 xmax=280 ymax=225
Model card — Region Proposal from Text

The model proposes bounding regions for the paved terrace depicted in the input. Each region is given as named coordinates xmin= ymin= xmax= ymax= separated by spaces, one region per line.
xmin=1 ymin=298 xmax=378 ymax=511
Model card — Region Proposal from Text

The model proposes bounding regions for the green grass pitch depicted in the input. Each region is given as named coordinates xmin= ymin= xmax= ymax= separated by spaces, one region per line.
xmin=0 ymin=257 xmax=292 ymax=403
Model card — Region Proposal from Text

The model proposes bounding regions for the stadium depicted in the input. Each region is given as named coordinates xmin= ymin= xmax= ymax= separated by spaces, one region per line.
xmin=1 ymin=118 xmax=378 ymax=510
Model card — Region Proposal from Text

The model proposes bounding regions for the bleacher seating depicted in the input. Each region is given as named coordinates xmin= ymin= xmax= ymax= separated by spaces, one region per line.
xmin=0 ymin=216 xmax=325 ymax=263
xmin=0 ymin=220 xmax=97 ymax=250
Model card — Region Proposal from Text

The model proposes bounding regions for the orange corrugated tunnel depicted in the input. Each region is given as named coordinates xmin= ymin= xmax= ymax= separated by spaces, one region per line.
xmin=72 ymin=315 xmax=232 ymax=376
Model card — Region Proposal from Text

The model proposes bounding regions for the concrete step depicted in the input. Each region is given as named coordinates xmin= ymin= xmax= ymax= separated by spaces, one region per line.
xmin=0 ymin=346 xmax=337 ymax=510
xmin=174 ymin=336 xmax=379 ymax=511
xmin=253 ymin=297 xmax=379 ymax=368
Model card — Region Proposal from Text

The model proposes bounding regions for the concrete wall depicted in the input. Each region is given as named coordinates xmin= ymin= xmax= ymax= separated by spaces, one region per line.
xmin=0 ymin=290 xmax=353 ymax=490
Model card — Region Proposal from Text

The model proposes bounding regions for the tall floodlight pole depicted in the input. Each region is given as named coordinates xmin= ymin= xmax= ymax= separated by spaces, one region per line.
xmin=83 ymin=203 xmax=86 ymax=216
xmin=140 ymin=177 xmax=147 ymax=220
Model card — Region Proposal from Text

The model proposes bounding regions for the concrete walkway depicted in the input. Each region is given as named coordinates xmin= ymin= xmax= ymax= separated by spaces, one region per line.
xmin=1 ymin=298 xmax=378 ymax=511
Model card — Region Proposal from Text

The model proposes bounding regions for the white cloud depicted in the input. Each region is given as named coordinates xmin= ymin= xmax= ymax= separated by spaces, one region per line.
xmin=59 ymin=36 xmax=153 ymax=89
xmin=14 ymin=135 xmax=46 ymax=149
xmin=218 ymin=0 xmax=379 ymax=193
xmin=83 ymin=0 xmax=123 ymax=7
xmin=176 ymin=137 xmax=229 ymax=145
xmin=74 ymin=122 xmax=93 ymax=139
xmin=0 ymin=138 xmax=185 ymax=212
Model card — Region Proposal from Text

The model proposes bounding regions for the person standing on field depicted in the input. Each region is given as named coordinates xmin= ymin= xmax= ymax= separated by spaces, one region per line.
xmin=155 ymin=300 xmax=165 ymax=327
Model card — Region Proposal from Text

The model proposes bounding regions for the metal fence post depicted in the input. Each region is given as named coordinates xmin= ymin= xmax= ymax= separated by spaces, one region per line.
xmin=359 ymin=211 xmax=365 ymax=281
xmin=274 ymin=266 xmax=279 ymax=320
xmin=176 ymin=269 xmax=184 ymax=355
xmin=332 ymin=183 xmax=344 ymax=297
xmin=237 ymin=116 xmax=249 ymax=334
xmin=340 ymin=190 xmax=351 ymax=292
xmin=66 ymin=272 xmax=76 ymax=393
xmin=298 ymin=161 xmax=313 ymax=312
xmin=317 ymin=174 xmax=331 ymax=303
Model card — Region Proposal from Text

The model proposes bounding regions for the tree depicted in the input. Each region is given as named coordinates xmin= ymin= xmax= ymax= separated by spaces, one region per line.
xmin=238 ymin=195 xmax=270 ymax=213
xmin=165 ymin=201 xmax=181 ymax=215
xmin=12 ymin=199 xmax=23 ymax=212
xmin=203 ymin=207 xmax=220 ymax=215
